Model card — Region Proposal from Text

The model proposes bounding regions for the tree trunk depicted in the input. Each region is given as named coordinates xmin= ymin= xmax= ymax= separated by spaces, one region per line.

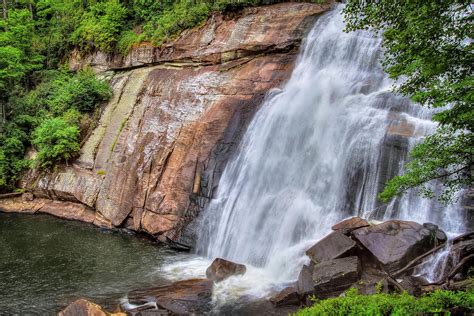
xmin=2 ymin=0 xmax=7 ymax=20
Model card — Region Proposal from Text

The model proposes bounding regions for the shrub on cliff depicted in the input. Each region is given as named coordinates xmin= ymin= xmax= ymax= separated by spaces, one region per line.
xmin=0 ymin=69 xmax=111 ymax=189
xmin=296 ymin=288 xmax=474 ymax=316
xmin=32 ymin=117 xmax=80 ymax=169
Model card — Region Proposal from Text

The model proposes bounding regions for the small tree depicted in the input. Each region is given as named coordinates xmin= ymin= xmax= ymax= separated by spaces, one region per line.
xmin=32 ymin=117 xmax=80 ymax=168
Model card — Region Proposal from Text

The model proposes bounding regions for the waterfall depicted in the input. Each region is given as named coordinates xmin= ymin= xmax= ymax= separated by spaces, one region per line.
xmin=164 ymin=5 xmax=465 ymax=301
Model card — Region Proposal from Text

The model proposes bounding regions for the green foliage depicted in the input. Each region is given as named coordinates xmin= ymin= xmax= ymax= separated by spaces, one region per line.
xmin=344 ymin=0 xmax=473 ymax=203
xmin=32 ymin=117 xmax=80 ymax=168
xmin=71 ymin=0 xmax=128 ymax=52
xmin=0 ymin=9 xmax=43 ymax=91
xmin=295 ymin=288 xmax=474 ymax=316
xmin=117 ymin=30 xmax=142 ymax=55
xmin=0 ymin=69 xmax=111 ymax=190
xmin=142 ymin=0 xmax=211 ymax=46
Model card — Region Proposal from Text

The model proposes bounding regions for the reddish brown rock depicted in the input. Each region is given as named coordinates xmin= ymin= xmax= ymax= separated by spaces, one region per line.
xmin=331 ymin=216 xmax=370 ymax=234
xmin=58 ymin=299 xmax=125 ymax=316
xmin=0 ymin=197 xmax=96 ymax=223
xmin=270 ymin=287 xmax=300 ymax=307
xmin=206 ymin=258 xmax=247 ymax=283
xmin=305 ymin=231 xmax=358 ymax=264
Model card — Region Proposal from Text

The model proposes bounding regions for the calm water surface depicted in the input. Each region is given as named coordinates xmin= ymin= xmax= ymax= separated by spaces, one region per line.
xmin=0 ymin=213 xmax=182 ymax=314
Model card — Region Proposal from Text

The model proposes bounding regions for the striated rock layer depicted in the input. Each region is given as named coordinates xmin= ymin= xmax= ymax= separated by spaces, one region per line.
xmin=0 ymin=2 xmax=333 ymax=242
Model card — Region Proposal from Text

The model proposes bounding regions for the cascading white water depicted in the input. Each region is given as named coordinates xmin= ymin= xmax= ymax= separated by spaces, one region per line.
xmin=163 ymin=5 xmax=466 ymax=303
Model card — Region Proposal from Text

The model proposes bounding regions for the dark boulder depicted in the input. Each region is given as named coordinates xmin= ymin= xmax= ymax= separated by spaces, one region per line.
xmin=128 ymin=279 xmax=213 ymax=314
xmin=398 ymin=275 xmax=428 ymax=296
xmin=206 ymin=258 xmax=246 ymax=283
xmin=332 ymin=216 xmax=370 ymax=234
xmin=312 ymin=256 xmax=361 ymax=298
xmin=353 ymin=267 xmax=388 ymax=295
xmin=305 ymin=231 xmax=358 ymax=264
xmin=423 ymin=223 xmax=447 ymax=243
xmin=352 ymin=220 xmax=445 ymax=273
xmin=270 ymin=287 xmax=300 ymax=307
xmin=296 ymin=264 xmax=314 ymax=296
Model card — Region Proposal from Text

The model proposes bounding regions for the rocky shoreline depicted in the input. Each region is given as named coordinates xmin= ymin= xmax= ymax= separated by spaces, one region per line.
xmin=56 ymin=217 xmax=473 ymax=315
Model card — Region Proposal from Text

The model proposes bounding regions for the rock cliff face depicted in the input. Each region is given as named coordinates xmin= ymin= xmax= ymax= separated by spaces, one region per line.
xmin=1 ymin=2 xmax=333 ymax=242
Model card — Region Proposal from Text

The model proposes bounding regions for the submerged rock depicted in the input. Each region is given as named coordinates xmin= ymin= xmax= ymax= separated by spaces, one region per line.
xmin=351 ymin=220 xmax=446 ymax=273
xmin=206 ymin=258 xmax=247 ymax=283
xmin=128 ymin=279 xmax=213 ymax=314
xmin=58 ymin=299 xmax=125 ymax=316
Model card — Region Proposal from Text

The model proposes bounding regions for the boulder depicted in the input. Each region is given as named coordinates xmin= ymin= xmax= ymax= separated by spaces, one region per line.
xmin=270 ymin=287 xmax=300 ymax=307
xmin=423 ymin=223 xmax=447 ymax=243
xmin=296 ymin=264 xmax=314 ymax=296
xmin=206 ymin=258 xmax=246 ymax=283
xmin=353 ymin=267 xmax=388 ymax=295
xmin=352 ymin=220 xmax=444 ymax=273
xmin=398 ymin=276 xmax=428 ymax=296
xmin=332 ymin=216 xmax=370 ymax=234
xmin=305 ymin=231 xmax=358 ymax=264
xmin=128 ymin=279 xmax=213 ymax=314
xmin=58 ymin=299 xmax=125 ymax=316
xmin=312 ymin=256 xmax=361 ymax=298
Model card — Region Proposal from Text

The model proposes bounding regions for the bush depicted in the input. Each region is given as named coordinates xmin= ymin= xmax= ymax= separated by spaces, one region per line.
xmin=23 ymin=69 xmax=112 ymax=115
xmin=0 ymin=124 xmax=30 ymax=189
xmin=32 ymin=117 xmax=81 ymax=169
xmin=117 ymin=30 xmax=142 ymax=55
xmin=295 ymin=288 xmax=474 ymax=316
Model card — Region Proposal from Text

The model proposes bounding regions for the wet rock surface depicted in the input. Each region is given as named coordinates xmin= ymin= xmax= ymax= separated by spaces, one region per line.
xmin=206 ymin=258 xmax=247 ymax=283
xmin=270 ymin=287 xmax=300 ymax=307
